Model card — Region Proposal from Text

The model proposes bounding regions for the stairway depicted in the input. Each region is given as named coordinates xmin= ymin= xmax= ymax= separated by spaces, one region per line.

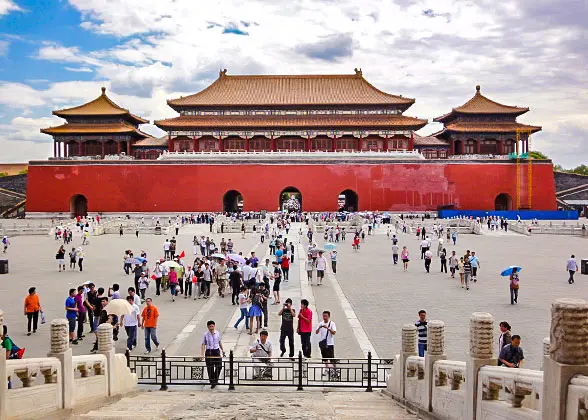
xmin=76 ymin=388 xmax=417 ymax=419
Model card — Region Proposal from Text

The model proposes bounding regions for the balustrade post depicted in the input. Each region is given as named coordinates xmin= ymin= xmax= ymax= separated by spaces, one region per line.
xmin=424 ymin=320 xmax=446 ymax=412
xmin=47 ymin=318 xmax=72 ymax=409
xmin=297 ymin=351 xmax=303 ymax=391
xmin=468 ymin=312 xmax=495 ymax=420
xmin=400 ymin=324 xmax=417 ymax=399
xmin=541 ymin=337 xmax=550 ymax=371
xmin=228 ymin=350 xmax=235 ymax=391
xmin=160 ymin=349 xmax=168 ymax=391
xmin=542 ymin=298 xmax=588 ymax=420
xmin=97 ymin=323 xmax=116 ymax=396
xmin=366 ymin=351 xmax=373 ymax=392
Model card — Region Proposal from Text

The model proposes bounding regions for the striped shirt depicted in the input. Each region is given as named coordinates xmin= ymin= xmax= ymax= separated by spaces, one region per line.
xmin=463 ymin=261 xmax=472 ymax=275
xmin=415 ymin=320 xmax=427 ymax=344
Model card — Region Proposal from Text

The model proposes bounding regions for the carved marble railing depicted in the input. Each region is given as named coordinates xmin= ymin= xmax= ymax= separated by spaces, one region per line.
xmin=405 ymin=356 xmax=426 ymax=407
xmin=5 ymin=358 xmax=62 ymax=418
xmin=432 ymin=360 xmax=466 ymax=420
xmin=71 ymin=354 xmax=108 ymax=405
xmin=477 ymin=366 xmax=542 ymax=419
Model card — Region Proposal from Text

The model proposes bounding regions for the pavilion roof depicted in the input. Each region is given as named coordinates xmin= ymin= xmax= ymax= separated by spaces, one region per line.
xmin=413 ymin=133 xmax=449 ymax=146
xmin=52 ymin=87 xmax=148 ymax=124
xmin=435 ymin=121 xmax=542 ymax=135
xmin=133 ymin=136 xmax=168 ymax=147
xmin=167 ymin=69 xmax=415 ymax=108
xmin=155 ymin=114 xmax=427 ymax=130
xmin=434 ymin=85 xmax=529 ymax=123
xmin=40 ymin=122 xmax=151 ymax=137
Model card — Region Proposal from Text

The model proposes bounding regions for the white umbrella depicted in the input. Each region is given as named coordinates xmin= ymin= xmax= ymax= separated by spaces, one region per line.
xmin=104 ymin=299 xmax=134 ymax=317
xmin=211 ymin=253 xmax=226 ymax=259
xmin=162 ymin=260 xmax=182 ymax=269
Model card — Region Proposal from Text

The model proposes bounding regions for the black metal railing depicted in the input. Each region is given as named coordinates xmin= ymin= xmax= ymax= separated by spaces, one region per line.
xmin=126 ymin=350 xmax=393 ymax=391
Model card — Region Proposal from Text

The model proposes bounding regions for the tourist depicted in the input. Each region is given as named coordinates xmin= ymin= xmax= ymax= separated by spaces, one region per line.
xmin=298 ymin=299 xmax=313 ymax=358
xmin=65 ymin=288 xmax=79 ymax=345
xmin=281 ymin=254 xmax=290 ymax=281
xmin=470 ymin=251 xmax=480 ymax=282
xmin=305 ymin=254 xmax=314 ymax=284
xmin=2 ymin=236 xmax=9 ymax=253
xmin=193 ymin=235 xmax=198 ymax=255
xmin=415 ymin=310 xmax=427 ymax=357
xmin=234 ymin=286 xmax=249 ymax=330
xmin=448 ymin=251 xmax=458 ymax=278
xmin=24 ymin=287 xmax=42 ymax=336
xmin=120 ymin=295 xmax=140 ymax=352
xmin=329 ymin=250 xmax=337 ymax=274
xmin=133 ymin=264 xmax=142 ymax=294
xmin=76 ymin=247 xmax=84 ymax=272
xmin=229 ymin=265 xmax=241 ymax=305
xmin=202 ymin=262 xmax=212 ymax=298
xmin=168 ymin=266 xmax=178 ymax=302
xmin=440 ymin=248 xmax=447 ymax=273
xmin=56 ymin=245 xmax=66 ymax=272
xmin=497 ymin=321 xmax=512 ymax=365
xmin=141 ymin=298 xmax=160 ymax=354
xmin=316 ymin=251 xmax=327 ymax=286
xmin=200 ymin=320 xmax=225 ymax=389
xmin=498 ymin=335 xmax=524 ymax=368
xmin=259 ymin=283 xmax=270 ymax=328
xmin=250 ymin=330 xmax=272 ymax=379
xmin=401 ymin=246 xmax=409 ymax=271
xmin=271 ymin=261 xmax=282 ymax=304
xmin=567 ymin=254 xmax=578 ymax=284
xmin=119 ymin=225 xmax=123 ymax=237
xmin=420 ymin=237 xmax=429 ymax=259
xmin=248 ymin=286 xmax=263 ymax=335
xmin=392 ymin=242 xmax=399 ymax=265
xmin=424 ymin=248 xmax=433 ymax=273
xmin=74 ymin=285 xmax=87 ymax=341
xmin=510 ymin=267 xmax=520 ymax=304
xmin=86 ymin=283 xmax=98 ymax=333
xmin=278 ymin=298 xmax=295 ymax=358
xmin=463 ymin=255 xmax=472 ymax=290
xmin=317 ymin=310 xmax=337 ymax=378
xmin=215 ymin=259 xmax=228 ymax=298
xmin=458 ymin=257 xmax=465 ymax=287
xmin=163 ymin=239 xmax=170 ymax=260
xmin=451 ymin=230 xmax=457 ymax=245
xmin=69 ymin=247 xmax=77 ymax=270
xmin=153 ymin=261 xmax=163 ymax=296
xmin=2 ymin=326 xmax=25 ymax=360
xmin=138 ymin=272 xmax=149 ymax=300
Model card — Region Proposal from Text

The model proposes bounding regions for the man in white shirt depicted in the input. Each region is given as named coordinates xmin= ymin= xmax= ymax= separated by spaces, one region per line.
xmin=200 ymin=320 xmax=225 ymax=388
xmin=249 ymin=330 xmax=273 ymax=379
xmin=316 ymin=310 xmax=337 ymax=379
xmin=315 ymin=251 xmax=327 ymax=286
xmin=120 ymin=295 xmax=140 ymax=352
xmin=163 ymin=239 xmax=171 ymax=260
xmin=420 ymin=238 xmax=429 ymax=259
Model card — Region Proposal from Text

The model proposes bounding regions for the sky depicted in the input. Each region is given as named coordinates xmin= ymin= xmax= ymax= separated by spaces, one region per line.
xmin=0 ymin=0 xmax=587 ymax=166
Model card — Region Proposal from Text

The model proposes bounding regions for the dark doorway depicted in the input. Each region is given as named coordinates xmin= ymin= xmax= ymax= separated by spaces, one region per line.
xmin=70 ymin=194 xmax=88 ymax=217
xmin=280 ymin=187 xmax=302 ymax=212
xmin=223 ymin=190 xmax=243 ymax=213
xmin=495 ymin=193 xmax=513 ymax=211
xmin=454 ymin=140 xmax=462 ymax=155
xmin=338 ymin=189 xmax=358 ymax=212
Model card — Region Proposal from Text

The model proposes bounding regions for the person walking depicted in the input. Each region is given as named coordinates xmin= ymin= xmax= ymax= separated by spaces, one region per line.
xmin=315 ymin=251 xmax=327 ymax=286
xmin=200 ymin=320 xmax=225 ymax=389
xmin=120 ymin=295 xmax=140 ymax=352
xmin=440 ymin=248 xmax=447 ymax=273
xmin=305 ymin=254 xmax=315 ymax=285
xmin=392 ymin=242 xmax=399 ymax=265
xmin=168 ymin=266 xmax=178 ymax=302
xmin=278 ymin=298 xmax=295 ymax=358
xmin=424 ymin=249 xmax=432 ymax=273
xmin=458 ymin=257 xmax=465 ymax=287
xmin=567 ymin=254 xmax=578 ymax=284
xmin=510 ymin=268 xmax=520 ymax=304
xmin=2 ymin=236 xmax=9 ymax=253
xmin=298 ymin=299 xmax=313 ymax=358
xmin=24 ymin=287 xmax=42 ymax=336
xmin=74 ymin=286 xmax=87 ymax=341
xmin=141 ymin=298 xmax=159 ymax=354
xmin=69 ymin=247 xmax=77 ymax=270
xmin=271 ymin=262 xmax=282 ymax=304
xmin=234 ymin=286 xmax=249 ymax=331
xmin=498 ymin=335 xmax=524 ymax=368
xmin=153 ymin=261 xmax=163 ymax=296
xmin=250 ymin=330 xmax=273 ymax=379
xmin=229 ymin=265 xmax=242 ymax=305
xmin=401 ymin=246 xmax=409 ymax=271
xmin=56 ymin=245 xmax=66 ymax=272
xmin=469 ymin=251 xmax=480 ymax=282
xmin=215 ymin=259 xmax=228 ymax=298
xmin=202 ymin=262 xmax=213 ymax=298
xmin=463 ymin=255 xmax=472 ymax=291
xmin=448 ymin=251 xmax=458 ymax=278
xmin=248 ymin=286 xmax=263 ymax=335
xmin=281 ymin=255 xmax=290 ymax=281
xmin=316 ymin=310 xmax=337 ymax=379
xmin=329 ymin=250 xmax=337 ymax=274
xmin=415 ymin=310 xmax=427 ymax=357
xmin=65 ymin=288 xmax=79 ymax=345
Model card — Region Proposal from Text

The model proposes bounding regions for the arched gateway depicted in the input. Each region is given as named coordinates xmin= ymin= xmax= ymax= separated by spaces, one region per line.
xmin=223 ymin=190 xmax=243 ymax=212
xmin=280 ymin=187 xmax=302 ymax=212
xmin=70 ymin=194 xmax=88 ymax=217
xmin=495 ymin=193 xmax=513 ymax=211
xmin=338 ymin=189 xmax=358 ymax=212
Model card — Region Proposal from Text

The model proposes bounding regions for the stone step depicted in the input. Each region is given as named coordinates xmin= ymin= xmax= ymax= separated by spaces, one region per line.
xmin=76 ymin=389 xmax=417 ymax=419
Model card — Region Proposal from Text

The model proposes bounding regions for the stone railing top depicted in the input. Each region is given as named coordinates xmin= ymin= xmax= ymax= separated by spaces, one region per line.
xmin=6 ymin=357 xmax=61 ymax=376
xmin=570 ymin=375 xmax=588 ymax=387
xmin=479 ymin=365 xmax=543 ymax=392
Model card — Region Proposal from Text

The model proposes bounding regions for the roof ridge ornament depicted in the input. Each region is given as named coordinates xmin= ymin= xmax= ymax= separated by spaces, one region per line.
xmin=219 ymin=69 xmax=228 ymax=77
xmin=475 ymin=85 xmax=481 ymax=94
xmin=101 ymin=86 xmax=106 ymax=95
xmin=354 ymin=68 xmax=362 ymax=77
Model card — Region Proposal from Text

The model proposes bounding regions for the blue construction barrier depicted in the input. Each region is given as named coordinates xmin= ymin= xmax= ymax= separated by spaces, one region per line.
xmin=438 ymin=209 xmax=579 ymax=220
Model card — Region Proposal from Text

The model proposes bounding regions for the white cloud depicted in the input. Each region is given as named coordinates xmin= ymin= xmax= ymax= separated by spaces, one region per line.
xmin=0 ymin=40 xmax=9 ymax=55
xmin=1 ymin=0 xmax=587 ymax=166
xmin=0 ymin=0 xmax=22 ymax=16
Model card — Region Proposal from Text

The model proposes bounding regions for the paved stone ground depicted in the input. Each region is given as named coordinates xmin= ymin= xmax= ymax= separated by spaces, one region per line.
xmin=1 ymin=220 xmax=587 ymax=370
xmin=76 ymin=389 xmax=416 ymax=419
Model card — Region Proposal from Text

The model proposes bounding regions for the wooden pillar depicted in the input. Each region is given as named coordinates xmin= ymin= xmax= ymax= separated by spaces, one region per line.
xmin=476 ymin=139 xmax=481 ymax=154
xmin=498 ymin=139 xmax=504 ymax=155
xmin=408 ymin=133 xmax=415 ymax=151
xmin=460 ymin=140 xmax=465 ymax=154
xmin=244 ymin=137 xmax=249 ymax=152
xmin=306 ymin=136 xmax=311 ymax=151
xmin=270 ymin=135 xmax=275 ymax=151
xmin=167 ymin=133 xmax=172 ymax=152
xmin=219 ymin=136 xmax=224 ymax=152
xmin=116 ymin=141 xmax=121 ymax=154
xmin=383 ymin=135 xmax=388 ymax=151
xmin=127 ymin=140 xmax=131 ymax=155
xmin=332 ymin=135 xmax=337 ymax=152
xmin=193 ymin=136 xmax=199 ymax=152
xmin=101 ymin=140 xmax=105 ymax=158
xmin=358 ymin=136 xmax=363 ymax=151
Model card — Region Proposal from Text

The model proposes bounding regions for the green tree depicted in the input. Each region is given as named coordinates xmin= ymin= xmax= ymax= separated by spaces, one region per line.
xmin=529 ymin=150 xmax=549 ymax=160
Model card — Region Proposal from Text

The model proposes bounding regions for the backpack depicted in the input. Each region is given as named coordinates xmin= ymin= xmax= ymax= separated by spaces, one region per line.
xmin=5 ymin=336 xmax=25 ymax=359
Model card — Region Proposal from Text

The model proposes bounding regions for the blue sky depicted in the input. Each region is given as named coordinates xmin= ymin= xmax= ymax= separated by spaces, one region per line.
xmin=1 ymin=0 xmax=587 ymax=166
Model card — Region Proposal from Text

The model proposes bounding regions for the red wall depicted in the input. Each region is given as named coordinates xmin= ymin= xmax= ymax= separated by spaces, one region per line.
xmin=26 ymin=161 xmax=557 ymax=213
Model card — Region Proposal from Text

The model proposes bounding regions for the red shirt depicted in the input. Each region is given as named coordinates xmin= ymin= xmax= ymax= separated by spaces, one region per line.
xmin=281 ymin=257 xmax=290 ymax=269
xmin=298 ymin=307 xmax=312 ymax=333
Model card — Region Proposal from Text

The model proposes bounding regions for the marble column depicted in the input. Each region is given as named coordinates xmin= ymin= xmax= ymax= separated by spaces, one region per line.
xmin=401 ymin=324 xmax=417 ymax=399
xmin=424 ymin=320 xmax=446 ymax=412
xmin=467 ymin=312 xmax=495 ymax=420
xmin=542 ymin=298 xmax=588 ymax=420
xmin=47 ymin=318 xmax=72 ymax=409
xmin=98 ymin=323 xmax=116 ymax=395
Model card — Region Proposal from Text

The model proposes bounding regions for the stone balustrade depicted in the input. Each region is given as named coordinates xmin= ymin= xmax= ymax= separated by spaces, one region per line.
xmin=0 ymin=315 xmax=137 ymax=420
xmin=385 ymin=298 xmax=588 ymax=420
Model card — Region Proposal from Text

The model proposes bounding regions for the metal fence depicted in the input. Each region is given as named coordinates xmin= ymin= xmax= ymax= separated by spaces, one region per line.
xmin=126 ymin=350 xmax=393 ymax=391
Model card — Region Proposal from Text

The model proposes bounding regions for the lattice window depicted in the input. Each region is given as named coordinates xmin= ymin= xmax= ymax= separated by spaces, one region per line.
xmin=336 ymin=137 xmax=358 ymax=151
xmin=104 ymin=141 xmax=118 ymax=155
xmin=85 ymin=141 xmax=102 ymax=156
xmin=174 ymin=138 xmax=194 ymax=152
xmin=465 ymin=139 xmax=476 ymax=154
xmin=224 ymin=138 xmax=246 ymax=151
xmin=361 ymin=138 xmax=382 ymax=151
xmin=504 ymin=139 xmax=515 ymax=154
xmin=277 ymin=138 xmax=305 ymax=150
xmin=311 ymin=137 xmax=331 ymax=151
xmin=388 ymin=139 xmax=408 ymax=150
xmin=199 ymin=138 xmax=219 ymax=151
xmin=249 ymin=138 xmax=271 ymax=151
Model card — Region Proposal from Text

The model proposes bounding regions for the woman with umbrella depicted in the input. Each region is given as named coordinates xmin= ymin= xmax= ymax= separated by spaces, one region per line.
xmin=502 ymin=266 xmax=521 ymax=305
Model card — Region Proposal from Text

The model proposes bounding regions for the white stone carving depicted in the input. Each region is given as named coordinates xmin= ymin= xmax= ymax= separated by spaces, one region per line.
xmin=550 ymin=298 xmax=588 ymax=365
xmin=428 ymin=320 xmax=445 ymax=356
xmin=402 ymin=324 xmax=417 ymax=353
xmin=50 ymin=319 xmax=70 ymax=354
xmin=469 ymin=312 xmax=494 ymax=359
xmin=97 ymin=323 xmax=114 ymax=352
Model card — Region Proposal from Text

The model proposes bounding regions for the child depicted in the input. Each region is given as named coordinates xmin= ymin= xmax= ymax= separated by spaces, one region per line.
xmin=69 ymin=247 xmax=77 ymax=270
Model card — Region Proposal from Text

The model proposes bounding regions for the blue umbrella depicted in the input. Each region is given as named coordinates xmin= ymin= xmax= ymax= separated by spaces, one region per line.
xmin=501 ymin=266 xmax=522 ymax=276
xmin=136 ymin=257 xmax=147 ymax=263
xmin=126 ymin=258 xmax=140 ymax=265
xmin=324 ymin=243 xmax=337 ymax=251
